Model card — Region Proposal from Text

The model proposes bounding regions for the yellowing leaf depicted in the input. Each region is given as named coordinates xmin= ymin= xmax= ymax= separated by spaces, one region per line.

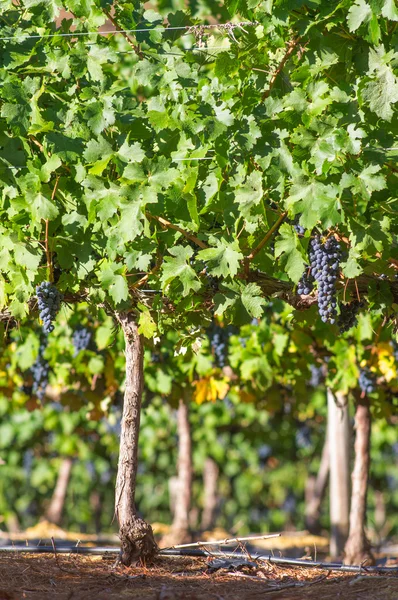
xmin=193 ymin=376 xmax=229 ymax=404
xmin=377 ymin=343 xmax=397 ymax=382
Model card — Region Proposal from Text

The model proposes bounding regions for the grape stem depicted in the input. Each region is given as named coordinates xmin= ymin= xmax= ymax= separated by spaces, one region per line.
xmin=147 ymin=213 xmax=208 ymax=249
xmin=247 ymin=211 xmax=288 ymax=262
xmin=44 ymin=219 xmax=53 ymax=283
xmin=44 ymin=177 xmax=59 ymax=284
xmin=103 ymin=10 xmax=144 ymax=59
xmin=261 ymin=38 xmax=302 ymax=101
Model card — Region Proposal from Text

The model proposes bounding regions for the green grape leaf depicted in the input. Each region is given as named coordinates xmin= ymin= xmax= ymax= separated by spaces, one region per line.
xmin=241 ymin=283 xmax=267 ymax=319
xmin=197 ymin=238 xmax=243 ymax=278
xmin=274 ymin=224 xmax=306 ymax=284
xmin=161 ymin=246 xmax=201 ymax=296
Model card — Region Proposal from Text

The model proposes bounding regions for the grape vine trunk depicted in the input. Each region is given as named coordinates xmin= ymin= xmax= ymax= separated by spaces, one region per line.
xmin=114 ymin=312 xmax=157 ymax=564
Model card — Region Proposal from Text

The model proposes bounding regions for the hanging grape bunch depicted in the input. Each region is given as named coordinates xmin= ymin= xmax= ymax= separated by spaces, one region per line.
xmin=309 ymin=234 xmax=341 ymax=324
xmin=309 ymin=364 xmax=324 ymax=388
xmin=36 ymin=281 xmax=63 ymax=333
xmin=31 ymin=338 xmax=50 ymax=401
xmin=208 ymin=323 xmax=234 ymax=368
xmin=359 ymin=367 xmax=376 ymax=395
xmin=72 ymin=327 xmax=92 ymax=357
xmin=337 ymin=300 xmax=365 ymax=333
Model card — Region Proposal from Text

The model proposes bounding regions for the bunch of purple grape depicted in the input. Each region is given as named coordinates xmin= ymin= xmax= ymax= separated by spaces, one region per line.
xmin=36 ymin=281 xmax=63 ymax=333
xmin=31 ymin=338 xmax=50 ymax=400
xmin=309 ymin=234 xmax=341 ymax=324
xmin=359 ymin=367 xmax=376 ymax=395
xmin=337 ymin=300 xmax=365 ymax=333
xmin=297 ymin=266 xmax=314 ymax=295
xmin=309 ymin=364 xmax=324 ymax=387
xmin=72 ymin=327 xmax=92 ymax=357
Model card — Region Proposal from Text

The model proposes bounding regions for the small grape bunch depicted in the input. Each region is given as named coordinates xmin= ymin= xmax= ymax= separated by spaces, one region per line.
xmin=358 ymin=367 xmax=376 ymax=395
xmin=297 ymin=266 xmax=314 ymax=295
xmin=337 ymin=300 xmax=365 ymax=333
xmin=36 ymin=281 xmax=63 ymax=333
xmin=293 ymin=217 xmax=306 ymax=236
xmin=72 ymin=327 xmax=92 ymax=357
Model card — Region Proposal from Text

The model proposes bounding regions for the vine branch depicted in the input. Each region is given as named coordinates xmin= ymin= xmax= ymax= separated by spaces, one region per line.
xmin=261 ymin=37 xmax=302 ymax=101
xmin=146 ymin=213 xmax=208 ymax=249
xmin=247 ymin=211 xmax=288 ymax=261
xmin=103 ymin=10 xmax=143 ymax=58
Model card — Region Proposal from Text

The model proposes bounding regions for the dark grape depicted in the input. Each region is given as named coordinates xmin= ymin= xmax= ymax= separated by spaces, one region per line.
xmin=297 ymin=265 xmax=314 ymax=295
xmin=72 ymin=327 xmax=92 ymax=357
xmin=210 ymin=330 xmax=226 ymax=367
xmin=208 ymin=324 xmax=235 ymax=367
xmin=392 ymin=341 xmax=398 ymax=362
xmin=337 ymin=300 xmax=365 ymax=333
xmin=20 ymin=384 xmax=33 ymax=396
xmin=31 ymin=338 xmax=50 ymax=400
xmin=36 ymin=281 xmax=63 ymax=333
xmin=358 ymin=367 xmax=376 ymax=395
xmin=282 ymin=492 xmax=296 ymax=514
xmin=151 ymin=352 xmax=161 ymax=363
xmin=293 ymin=217 xmax=306 ymax=236
xmin=296 ymin=423 xmax=312 ymax=449
xmin=258 ymin=444 xmax=272 ymax=463
xmin=309 ymin=364 xmax=324 ymax=387
xmin=308 ymin=234 xmax=341 ymax=324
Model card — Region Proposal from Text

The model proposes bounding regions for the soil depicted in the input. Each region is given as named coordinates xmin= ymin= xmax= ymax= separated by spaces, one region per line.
xmin=0 ymin=552 xmax=397 ymax=600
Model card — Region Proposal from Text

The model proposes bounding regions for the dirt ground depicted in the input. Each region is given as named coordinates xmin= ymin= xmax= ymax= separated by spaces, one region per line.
xmin=0 ymin=553 xmax=397 ymax=600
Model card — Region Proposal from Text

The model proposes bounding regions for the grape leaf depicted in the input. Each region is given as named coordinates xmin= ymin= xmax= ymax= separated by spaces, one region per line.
xmin=161 ymin=246 xmax=201 ymax=296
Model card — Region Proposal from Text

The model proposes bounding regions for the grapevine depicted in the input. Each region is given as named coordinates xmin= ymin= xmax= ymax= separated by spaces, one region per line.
xmin=309 ymin=235 xmax=341 ymax=324
xmin=36 ymin=282 xmax=63 ymax=334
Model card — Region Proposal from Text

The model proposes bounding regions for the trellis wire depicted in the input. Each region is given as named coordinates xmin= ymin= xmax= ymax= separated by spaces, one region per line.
xmin=0 ymin=22 xmax=258 ymax=42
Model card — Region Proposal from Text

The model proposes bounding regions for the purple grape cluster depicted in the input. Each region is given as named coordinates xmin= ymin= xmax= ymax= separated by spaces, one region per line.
xmin=31 ymin=338 xmax=50 ymax=400
xmin=293 ymin=218 xmax=306 ymax=236
xmin=209 ymin=328 xmax=227 ymax=367
xmin=208 ymin=324 xmax=235 ymax=367
xmin=309 ymin=364 xmax=324 ymax=387
xmin=309 ymin=234 xmax=341 ymax=323
xmin=297 ymin=266 xmax=314 ymax=295
xmin=359 ymin=367 xmax=376 ymax=395
xmin=72 ymin=327 xmax=92 ymax=357
xmin=36 ymin=281 xmax=63 ymax=333
xmin=337 ymin=300 xmax=364 ymax=333
xmin=295 ymin=423 xmax=312 ymax=449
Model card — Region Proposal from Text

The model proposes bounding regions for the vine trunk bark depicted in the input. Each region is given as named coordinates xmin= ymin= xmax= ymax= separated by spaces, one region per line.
xmin=162 ymin=398 xmax=193 ymax=547
xmin=327 ymin=389 xmax=350 ymax=558
xmin=305 ymin=433 xmax=329 ymax=535
xmin=201 ymin=457 xmax=219 ymax=532
xmin=46 ymin=457 xmax=73 ymax=525
xmin=344 ymin=396 xmax=375 ymax=565
xmin=115 ymin=312 xmax=157 ymax=564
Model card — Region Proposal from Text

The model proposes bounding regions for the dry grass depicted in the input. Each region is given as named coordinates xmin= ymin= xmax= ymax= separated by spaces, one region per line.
xmin=0 ymin=552 xmax=396 ymax=600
